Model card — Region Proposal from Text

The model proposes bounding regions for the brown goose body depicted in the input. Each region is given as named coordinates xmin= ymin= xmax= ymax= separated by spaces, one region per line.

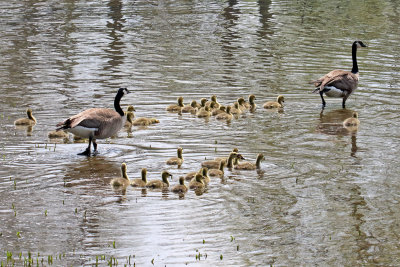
xmin=56 ymin=88 xmax=129 ymax=156
xmin=311 ymin=41 xmax=367 ymax=108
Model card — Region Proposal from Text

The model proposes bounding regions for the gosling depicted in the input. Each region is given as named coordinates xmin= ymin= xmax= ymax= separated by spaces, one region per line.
xmin=171 ymin=177 xmax=188 ymax=193
xmin=208 ymin=161 xmax=225 ymax=178
xmin=166 ymin=97 xmax=184 ymax=112
xmin=166 ymin=147 xmax=184 ymax=166
xmin=110 ymin=163 xmax=130 ymax=187
xmin=189 ymin=174 xmax=205 ymax=190
xmin=343 ymin=112 xmax=360 ymax=127
xmin=146 ymin=171 xmax=172 ymax=189
xmin=132 ymin=117 xmax=159 ymax=126
xmin=14 ymin=108 xmax=36 ymax=126
xmin=263 ymin=95 xmax=284 ymax=109
xmin=234 ymin=153 xmax=264 ymax=170
xmin=215 ymin=106 xmax=233 ymax=120
xmin=130 ymin=168 xmax=148 ymax=187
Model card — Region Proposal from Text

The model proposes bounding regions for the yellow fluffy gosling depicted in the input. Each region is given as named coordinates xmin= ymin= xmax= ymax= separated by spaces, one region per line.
xmin=208 ymin=161 xmax=225 ymax=178
xmin=189 ymin=174 xmax=205 ymax=190
xmin=234 ymin=153 xmax=265 ymax=170
xmin=166 ymin=147 xmax=184 ymax=165
xmin=263 ymin=95 xmax=284 ymax=109
xmin=132 ymin=117 xmax=160 ymax=126
xmin=110 ymin=163 xmax=130 ymax=187
xmin=130 ymin=168 xmax=148 ymax=187
xmin=14 ymin=108 xmax=36 ymax=126
xmin=146 ymin=171 xmax=172 ymax=189
xmin=343 ymin=112 xmax=360 ymax=127
xmin=215 ymin=106 xmax=233 ymax=120
xmin=171 ymin=177 xmax=188 ymax=193
xmin=166 ymin=97 xmax=184 ymax=112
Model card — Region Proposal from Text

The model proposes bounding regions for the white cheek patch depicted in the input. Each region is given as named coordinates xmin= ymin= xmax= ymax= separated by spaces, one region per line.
xmin=67 ymin=126 xmax=98 ymax=138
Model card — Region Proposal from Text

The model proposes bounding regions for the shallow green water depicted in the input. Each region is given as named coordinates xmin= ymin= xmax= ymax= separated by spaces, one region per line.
xmin=1 ymin=0 xmax=400 ymax=266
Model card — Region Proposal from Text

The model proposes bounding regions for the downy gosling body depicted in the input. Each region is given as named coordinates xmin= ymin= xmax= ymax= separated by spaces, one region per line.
xmin=146 ymin=171 xmax=172 ymax=189
xmin=166 ymin=147 xmax=184 ymax=165
xmin=130 ymin=168 xmax=148 ymax=187
xmin=110 ymin=163 xmax=130 ymax=187
xmin=189 ymin=174 xmax=205 ymax=190
xmin=15 ymin=108 xmax=37 ymax=126
xmin=263 ymin=95 xmax=284 ymax=109
xmin=234 ymin=153 xmax=264 ymax=170
xmin=171 ymin=177 xmax=188 ymax=193
xmin=208 ymin=161 xmax=225 ymax=178
xmin=166 ymin=97 xmax=184 ymax=112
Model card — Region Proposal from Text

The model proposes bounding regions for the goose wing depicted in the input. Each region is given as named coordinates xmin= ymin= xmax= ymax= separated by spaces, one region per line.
xmin=57 ymin=108 xmax=118 ymax=130
xmin=311 ymin=70 xmax=358 ymax=93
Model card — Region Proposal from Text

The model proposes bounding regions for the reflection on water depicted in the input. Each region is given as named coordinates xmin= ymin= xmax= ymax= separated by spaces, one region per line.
xmin=1 ymin=0 xmax=400 ymax=266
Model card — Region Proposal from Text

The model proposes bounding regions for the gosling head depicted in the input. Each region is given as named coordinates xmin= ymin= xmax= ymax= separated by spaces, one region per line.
xmin=195 ymin=174 xmax=204 ymax=184
xmin=150 ymin=118 xmax=160 ymax=124
xmin=225 ymin=106 xmax=232 ymax=114
xmin=249 ymin=94 xmax=256 ymax=104
xmin=179 ymin=176 xmax=185 ymax=185
xmin=232 ymin=148 xmax=239 ymax=153
xmin=211 ymin=95 xmax=217 ymax=102
xmin=352 ymin=112 xmax=358 ymax=118
xmin=177 ymin=147 xmax=183 ymax=158
xmin=177 ymin=96 xmax=184 ymax=107
xmin=277 ymin=95 xmax=285 ymax=104
xmin=127 ymin=105 xmax=136 ymax=112
xmin=162 ymin=171 xmax=173 ymax=181
xmin=238 ymin=97 xmax=246 ymax=106
xmin=200 ymin=98 xmax=208 ymax=107
xmin=190 ymin=100 xmax=197 ymax=108
xmin=201 ymin=167 xmax=208 ymax=177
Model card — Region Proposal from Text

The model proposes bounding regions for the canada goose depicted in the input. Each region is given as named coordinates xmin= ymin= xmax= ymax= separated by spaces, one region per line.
xmin=171 ymin=177 xmax=188 ymax=193
xmin=166 ymin=97 xmax=184 ymax=112
xmin=202 ymin=152 xmax=243 ymax=169
xmin=230 ymin=102 xmax=242 ymax=115
xmin=181 ymin=100 xmax=198 ymax=114
xmin=14 ymin=108 xmax=36 ymax=126
xmin=263 ymin=95 xmax=284 ymax=109
xmin=215 ymin=106 xmax=233 ymax=120
xmin=184 ymin=168 xmax=203 ymax=181
xmin=212 ymin=106 xmax=226 ymax=116
xmin=196 ymin=106 xmax=211 ymax=118
xmin=124 ymin=111 xmax=135 ymax=127
xmin=234 ymin=153 xmax=264 ymax=170
xmin=311 ymin=41 xmax=367 ymax=109
xmin=166 ymin=147 xmax=183 ymax=165
xmin=146 ymin=171 xmax=172 ymax=189
xmin=110 ymin=163 xmax=130 ymax=187
xmin=132 ymin=117 xmax=159 ymax=126
xmin=48 ymin=130 xmax=69 ymax=139
xmin=189 ymin=174 xmax=205 ymax=190
xmin=130 ymin=168 xmax=148 ymax=187
xmin=56 ymin=87 xmax=129 ymax=156
xmin=343 ymin=112 xmax=360 ymax=127
xmin=208 ymin=161 xmax=225 ymax=178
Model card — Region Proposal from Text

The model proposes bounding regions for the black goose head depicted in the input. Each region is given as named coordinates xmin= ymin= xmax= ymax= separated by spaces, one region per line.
xmin=354 ymin=41 xmax=367 ymax=48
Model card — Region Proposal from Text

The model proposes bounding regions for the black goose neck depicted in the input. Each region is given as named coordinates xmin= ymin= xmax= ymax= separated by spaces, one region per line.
xmin=351 ymin=42 xmax=359 ymax=74
xmin=114 ymin=89 xmax=125 ymax=116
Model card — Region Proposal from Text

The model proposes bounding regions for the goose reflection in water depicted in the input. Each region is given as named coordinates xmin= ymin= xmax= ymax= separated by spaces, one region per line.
xmin=316 ymin=109 xmax=359 ymax=157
